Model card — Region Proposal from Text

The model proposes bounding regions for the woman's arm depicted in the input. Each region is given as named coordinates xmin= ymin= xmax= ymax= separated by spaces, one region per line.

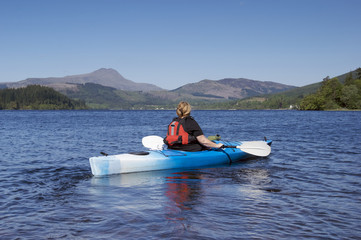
xmin=196 ymin=135 xmax=223 ymax=148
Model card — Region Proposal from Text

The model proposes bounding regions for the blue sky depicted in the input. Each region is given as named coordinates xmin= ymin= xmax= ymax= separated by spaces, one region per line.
xmin=1 ymin=0 xmax=360 ymax=90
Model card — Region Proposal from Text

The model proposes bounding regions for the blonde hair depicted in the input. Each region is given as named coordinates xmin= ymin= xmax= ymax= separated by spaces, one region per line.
xmin=176 ymin=101 xmax=192 ymax=118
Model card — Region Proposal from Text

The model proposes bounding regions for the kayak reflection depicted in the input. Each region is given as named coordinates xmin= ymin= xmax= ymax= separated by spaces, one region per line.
xmin=164 ymin=171 xmax=204 ymax=221
xmin=89 ymin=169 xmax=206 ymax=226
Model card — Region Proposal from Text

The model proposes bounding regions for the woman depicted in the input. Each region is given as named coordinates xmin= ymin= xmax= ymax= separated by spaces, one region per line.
xmin=164 ymin=101 xmax=224 ymax=152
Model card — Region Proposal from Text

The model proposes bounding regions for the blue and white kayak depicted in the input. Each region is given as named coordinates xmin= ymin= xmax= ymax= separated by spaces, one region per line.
xmin=89 ymin=139 xmax=272 ymax=176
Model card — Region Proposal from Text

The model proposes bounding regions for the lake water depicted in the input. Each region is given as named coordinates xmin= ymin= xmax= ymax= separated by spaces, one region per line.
xmin=0 ymin=110 xmax=360 ymax=239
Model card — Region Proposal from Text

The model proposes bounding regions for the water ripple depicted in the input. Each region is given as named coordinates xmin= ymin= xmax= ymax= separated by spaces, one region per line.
xmin=1 ymin=110 xmax=361 ymax=239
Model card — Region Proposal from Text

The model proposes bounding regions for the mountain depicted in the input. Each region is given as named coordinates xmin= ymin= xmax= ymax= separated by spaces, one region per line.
xmin=62 ymin=83 xmax=171 ymax=109
xmin=1 ymin=68 xmax=299 ymax=109
xmin=55 ymin=76 xmax=296 ymax=109
xmin=3 ymin=68 xmax=163 ymax=92
xmin=171 ymin=78 xmax=295 ymax=100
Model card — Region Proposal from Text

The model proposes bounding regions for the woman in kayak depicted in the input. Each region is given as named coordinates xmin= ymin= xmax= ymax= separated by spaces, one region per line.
xmin=164 ymin=101 xmax=224 ymax=151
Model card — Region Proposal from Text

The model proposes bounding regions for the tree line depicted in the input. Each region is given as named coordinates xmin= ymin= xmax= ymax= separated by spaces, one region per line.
xmin=300 ymin=68 xmax=361 ymax=110
xmin=0 ymin=85 xmax=87 ymax=110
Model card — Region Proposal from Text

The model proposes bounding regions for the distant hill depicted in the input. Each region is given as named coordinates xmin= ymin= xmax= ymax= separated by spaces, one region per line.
xmin=2 ymin=67 xmax=358 ymax=110
xmin=271 ymin=69 xmax=360 ymax=100
xmin=218 ymin=68 xmax=361 ymax=110
xmin=1 ymin=68 xmax=299 ymax=109
xmin=171 ymin=78 xmax=295 ymax=100
xmin=53 ymin=77 xmax=295 ymax=109
xmin=3 ymin=68 xmax=164 ymax=92
xmin=61 ymin=83 xmax=171 ymax=109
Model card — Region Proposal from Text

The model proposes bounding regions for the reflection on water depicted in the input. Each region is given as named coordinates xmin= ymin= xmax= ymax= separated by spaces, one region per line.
xmin=90 ymin=166 xmax=276 ymax=235
xmin=165 ymin=171 xmax=203 ymax=218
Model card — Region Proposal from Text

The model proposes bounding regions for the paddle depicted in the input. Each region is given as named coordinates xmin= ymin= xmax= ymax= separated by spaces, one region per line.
xmin=142 ymin=135 xmax=165 ymax=150
xmin=223 ymin=141 xmax=271 ymax=157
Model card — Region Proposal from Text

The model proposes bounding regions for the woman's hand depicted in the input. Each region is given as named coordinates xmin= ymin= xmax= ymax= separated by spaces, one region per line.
xmin=214 ymin=143 xmax=224 ymax=148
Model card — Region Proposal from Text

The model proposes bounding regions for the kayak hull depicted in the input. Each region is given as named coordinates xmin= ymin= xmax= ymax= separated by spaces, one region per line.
xmin=89 ymin=140 xmax=272 ymax=176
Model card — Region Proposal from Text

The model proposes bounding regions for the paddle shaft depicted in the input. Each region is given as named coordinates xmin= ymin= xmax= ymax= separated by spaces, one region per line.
xmin=223 ymin=145 xmax=266 ymax=150
xmin=221 ymin=145 xmax=237 ymax=148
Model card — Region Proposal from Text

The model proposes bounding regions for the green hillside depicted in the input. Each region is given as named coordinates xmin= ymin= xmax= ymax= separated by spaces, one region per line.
xmin=0 ymin=85 xmax=87 ymax=110
xmin=201 ymin=68 xmax=361 ymax=110
xmin=300 ymin=69 xmax=361 ymax=110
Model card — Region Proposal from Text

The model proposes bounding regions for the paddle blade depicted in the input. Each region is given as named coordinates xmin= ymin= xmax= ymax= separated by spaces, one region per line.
xmin=142 ymin=135 xmax=165 ymax=150
xmin=238 ymin=141 xmax=271 ymax=157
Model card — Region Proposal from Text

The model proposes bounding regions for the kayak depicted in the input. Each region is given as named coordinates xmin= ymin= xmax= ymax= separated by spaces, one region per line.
xmin=89 ymin=139 xmax=272 ymax=176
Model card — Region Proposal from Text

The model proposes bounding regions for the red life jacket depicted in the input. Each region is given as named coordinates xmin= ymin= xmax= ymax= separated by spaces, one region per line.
xmin=164 ymin=118 xmax=196 ymax=146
